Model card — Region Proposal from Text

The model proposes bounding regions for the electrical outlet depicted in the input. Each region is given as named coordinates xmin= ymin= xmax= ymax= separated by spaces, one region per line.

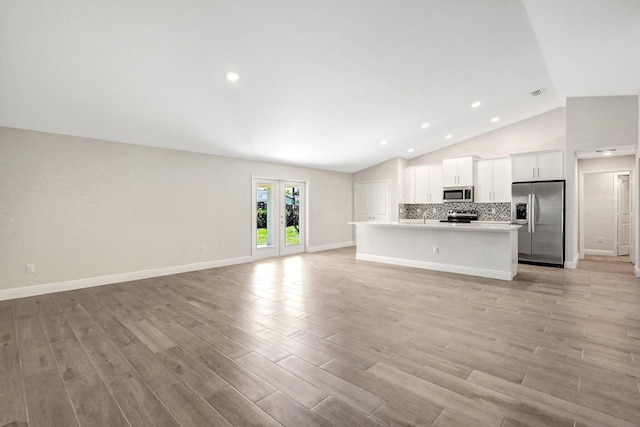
xmin=432 ymin=208 xmax=436 ymax=214
xmin=26 ymin=264 xmax=35 ymax=273
xmin=200 ymin=246 xmax=206 ymax=255
xmin=597 ymin=237 xmax=603 ymax=243
xmin=491 ymin=208 xmax=496 ymax=214
xmin=432 ymin=246 xmax=439 ymax=254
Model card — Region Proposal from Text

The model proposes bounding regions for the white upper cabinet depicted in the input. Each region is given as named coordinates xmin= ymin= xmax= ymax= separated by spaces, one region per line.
xmin=474 ymin=157 xmax=512 ymax=203
xmin=536 ymin=151 xmax=564 ymax=180
xmin=428 ymin=165 xmax=443 ymax=203
xmin=511 ymin=150 xmax=564 ymax=182
xmin=403 ymin=165 xmax=442 ymax=203
xmin=442 ymin=156 xmax=474 ymax=187
xmin=414 ymin=166 xmax=430 ymax=203
xmin=403 ymin=166 xmax=416 ymax=203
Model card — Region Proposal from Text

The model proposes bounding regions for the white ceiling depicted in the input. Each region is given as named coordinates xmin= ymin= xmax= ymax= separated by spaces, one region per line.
xmin=1 ymin=1 xmax=639 ymax=173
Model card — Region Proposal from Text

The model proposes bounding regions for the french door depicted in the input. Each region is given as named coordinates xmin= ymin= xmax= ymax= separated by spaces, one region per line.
xmin=253 ymin=178 xmax=305 ymax=259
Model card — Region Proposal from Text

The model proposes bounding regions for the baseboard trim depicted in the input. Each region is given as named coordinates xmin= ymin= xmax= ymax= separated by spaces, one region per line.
xmin=0 ymin=256 xmax=253 ymax=302
xmin=564 ymin=254 xmax=579 ymax=269
xmin=307 ymin=241 xmax=355 ymax=253
xmin=583 ymin=249 xmax=616 ymax=256
xmin=355 ymin=253 xmax=514 ymax=281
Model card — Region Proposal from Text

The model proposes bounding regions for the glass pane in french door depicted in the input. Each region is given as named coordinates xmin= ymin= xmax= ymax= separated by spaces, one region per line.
xmin=256 ymin=183 xmax=274 ymax=248
xmin=284 ymin=185 xmax=300 ymax=246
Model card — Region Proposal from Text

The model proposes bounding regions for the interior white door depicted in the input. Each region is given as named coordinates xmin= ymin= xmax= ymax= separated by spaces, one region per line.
xmin=372 ymin=182 xmax=390 ymax=220
xmin=355 ymin=181 xmax=390 ymax=221
xmin=617 ymin=174 xmax=631 ymax=256
xmin=253 ymin=178 xmax=305 ymax=259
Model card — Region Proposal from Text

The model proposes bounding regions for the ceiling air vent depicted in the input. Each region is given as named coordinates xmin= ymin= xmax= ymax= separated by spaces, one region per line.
xmin=530 ymin=89 xmax=544 ymax=97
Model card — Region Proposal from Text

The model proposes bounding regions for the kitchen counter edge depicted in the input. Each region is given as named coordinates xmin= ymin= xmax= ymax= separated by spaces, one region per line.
xmin=348 ymin=221 xmax=521 ymax=232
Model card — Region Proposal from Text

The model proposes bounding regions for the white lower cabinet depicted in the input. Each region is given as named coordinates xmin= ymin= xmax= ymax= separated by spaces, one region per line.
xmin=474 ymin=158 xmax=512 ymax=203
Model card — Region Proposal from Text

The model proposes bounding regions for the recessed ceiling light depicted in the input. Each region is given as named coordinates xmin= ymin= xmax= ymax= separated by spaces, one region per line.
xmin=380 ymin=140 xmax=388 ymax=145
xmin=602 ymin=152 xmax=612 ymax=156
xmin=491 ymin=117 xmax=500 ymax=122
xmin=446 ymin=134 xmax=453 ymax=139
xmin=471 ymin=101 xmax=481 ymax=108
xmin=226 ymin=72 xmax=240 ymax=82
xmin=421 ymin=123 xmax=430 ymax=129
xmin=408 ymin=148 xmax=415 ymax=153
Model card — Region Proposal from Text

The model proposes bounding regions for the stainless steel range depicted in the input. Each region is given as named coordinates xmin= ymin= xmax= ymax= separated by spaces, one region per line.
xmin=440 ymin=210 xmax=478 ymax=223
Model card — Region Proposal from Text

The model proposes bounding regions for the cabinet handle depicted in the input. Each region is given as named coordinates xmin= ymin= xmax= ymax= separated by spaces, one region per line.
xmin=537 ymin=168 xmax=540 ymax=178
xmin=532 ymin=168 xmax=535 ymax=178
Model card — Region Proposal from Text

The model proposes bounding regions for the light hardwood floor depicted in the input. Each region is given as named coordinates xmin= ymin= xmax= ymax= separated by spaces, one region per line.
xmin=2 ymin=247 xmax=639 ymax=426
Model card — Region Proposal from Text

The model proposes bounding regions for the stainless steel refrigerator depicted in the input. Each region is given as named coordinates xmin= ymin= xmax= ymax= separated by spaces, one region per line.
xmin=512 ymin=181 xmax=565 ymax=267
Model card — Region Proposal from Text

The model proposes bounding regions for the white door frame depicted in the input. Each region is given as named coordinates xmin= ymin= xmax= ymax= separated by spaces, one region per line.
xmin=252 ymin=177 xmax=306 ymax=259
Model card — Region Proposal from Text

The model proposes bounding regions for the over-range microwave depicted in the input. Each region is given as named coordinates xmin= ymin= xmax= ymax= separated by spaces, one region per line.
xmin=443 ymin=186 xmax=474 ymax=203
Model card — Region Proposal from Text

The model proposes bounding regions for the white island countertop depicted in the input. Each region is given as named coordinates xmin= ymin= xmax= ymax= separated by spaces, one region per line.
xmin=349 ymin=220 xmax=520 ymax=232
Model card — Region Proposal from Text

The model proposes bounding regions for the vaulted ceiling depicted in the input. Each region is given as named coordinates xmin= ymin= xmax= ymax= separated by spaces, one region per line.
xmin=1 ymin=1 xmax=639 ymax=172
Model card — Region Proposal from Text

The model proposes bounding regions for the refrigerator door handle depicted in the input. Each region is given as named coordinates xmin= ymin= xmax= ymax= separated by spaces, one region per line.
xmin=531 ymin=193 xmax=536 ymax=233
xmin=527 ymin=194 xmax=532 ymax=233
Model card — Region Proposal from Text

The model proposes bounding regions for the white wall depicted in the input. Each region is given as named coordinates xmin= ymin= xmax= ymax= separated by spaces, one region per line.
xmin=566 ymin=96 xmax=639 ymax=266
xmin=409 ymin=107 xmax=566 ymax=164
xmin=0 ymin=127 xmax=354 ymax=294
xmin=578 ymin=155 xmax=635 ymax=173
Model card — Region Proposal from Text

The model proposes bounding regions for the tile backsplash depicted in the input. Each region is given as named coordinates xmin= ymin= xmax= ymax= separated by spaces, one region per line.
xmin=399 ymin=202 xmax=512 ymax=222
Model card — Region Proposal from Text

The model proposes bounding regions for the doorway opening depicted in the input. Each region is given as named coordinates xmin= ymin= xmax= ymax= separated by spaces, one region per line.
xmin=253 ymin=178 xmax=305 ymax=259
xmin=579 ymin=169 xmax=633 ymax=262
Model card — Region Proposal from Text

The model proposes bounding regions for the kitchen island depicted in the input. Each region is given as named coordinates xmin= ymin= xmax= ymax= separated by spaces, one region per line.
xmin=349 ymin=221 xmax=521 ymax=281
